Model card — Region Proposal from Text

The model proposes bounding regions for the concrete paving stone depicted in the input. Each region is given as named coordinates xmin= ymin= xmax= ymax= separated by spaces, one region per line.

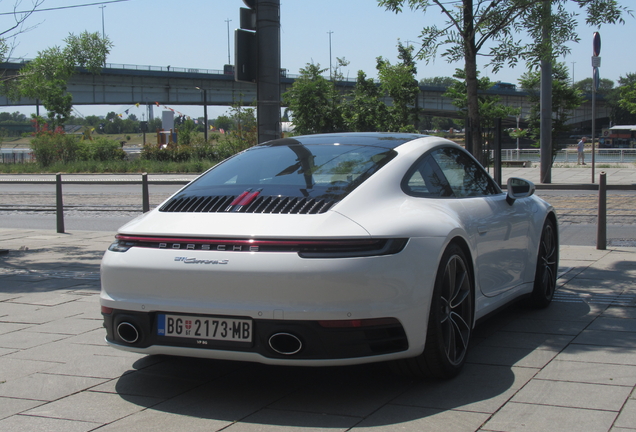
xmin=0 ymin=292 xmax=21 ymax=302
xmin=603 ymin=306 xmax=636 ymax=319
xmin=572 ymin=329 xmax=636 ymax=348
xmin=268 ymin=366 xmax=413 ymax=418
xmin=512 ymin=379 xmax=632 ymax=411
xmin=86 ymin=407 xmax=233 ymax=432
xmin=536 ymin=359 xmax=636 ymax=386
xmin=41 ymin=349 xmax=161 ymax=380
xmin=0 ymin=277 xmax=89 ymax=293
xmin=0 ymin=322 xmax=33 ymax=335
xmin=466 ymin=344 xmax=558 ymax=369
xmin=558 ymin=246 xmax=611 ymax=263
xmin=500 ymin=317 xmax=590 ymax=335
xmin=0 ymin=396 xmax=45 ymax=420
xmin=63 ymin=328 xmax=108 ymax=345
xmin=588 ymin=317 xmax=636 ymax=332
xmin=391 ymin=363 xmax=538 ymax=414
xmin=0 ymin=347 xmax=17 ymax=356
xmin=6 ymin=292 xmax=87 ymax=307
xmin=481 ymin=402 xmax=618 ymax=432
xmin=0 ymin=357 xmax=61 ymax=382
xmin=613 ymin=398 xmax=636 ymax=429
xmin=0 ymin=328 xmax=68 ymax=349
xmin=143 ymin=373 xmax=299 ymax=424
xmin=0 ymin=372 xmax=106 ymax=401
xmin=559 ymin=278 xmax=635 ymax=294
xmin=556 ymin=343 xmax=636 ymax=366
xmin=22 ymin=317 xmax=102 ymax=336
xmin=89 ymin=369 xmax=203 ymax=399
xmin=227 ymin=408 xmax=361 ymax=431
xmin=515 ymin=299 xmax=604 ymax=322
xmin=352 ymin=404 xmax=490 ymax=432
xmin=6 ymin=339 xmax=124 ymax=364
xmin=0 ymin=302 xmax=81 ymax=324
xmin=0 ymin=414 xmax=99 ymax=432
xmin=139 ymin=355 xmax=246 ymax=382
xmin=23 ymin=390 xmax=162 ymax=425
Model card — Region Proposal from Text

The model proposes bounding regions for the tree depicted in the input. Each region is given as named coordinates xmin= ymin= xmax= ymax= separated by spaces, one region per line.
xmin=378 ymin=0 xmax=630 ymax=164
xmin=376 ymin=42 xmax=420 ymax=132
xmin=420 ymin=76 xmax=457 ymax=87
xmin=8 ymin=31 xmax=112 ymax=128
xmin=282 ymin=63 xmax=344 ymax=134
xmin=607 ymin=73 xmax=636 ymax=124
xmin=342 ymin=70 xmax=389 ymax=132
xmin=574 ymin=77 xmax=614 ymax=95
xmin=520 ymin=62 xmax=584 ymax=148
xmin=444 ymin=69 xmax=518 ymax=155
xmin=0 ymin=0 xmax=45 ymax=61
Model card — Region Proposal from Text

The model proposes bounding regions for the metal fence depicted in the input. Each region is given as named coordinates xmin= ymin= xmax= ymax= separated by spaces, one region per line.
xmin=501 ymin=149 xmax=636 ymax=164
xmin=0 ymin=149 xmax=34 ymax=164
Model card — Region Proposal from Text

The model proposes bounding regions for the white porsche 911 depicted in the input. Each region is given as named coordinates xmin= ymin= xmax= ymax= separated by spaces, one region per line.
xmin=100 ymin=132 xmax=558 ymax=379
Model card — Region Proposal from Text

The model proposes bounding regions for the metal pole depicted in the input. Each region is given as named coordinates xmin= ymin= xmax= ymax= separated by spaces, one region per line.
xmin=99 ymin=5 xmax=106 ymax=39
xmin=596 ymin=171 xmax=606 ymax=250
xmin=225 ymin=18 xmax=232 ymax=65
xmin=493 ymin=118 xmax=502 ymax=187
xmin=591 ymin=83 xmax=596 ymax=183
xmin=56 ymin=173 xmax=65 ymax=234
xmin=142 ymin=172 xmax=150 ymax=213
xmin=539 ymin=0 xmax=552 ymax=184
xmin=256 ymin=0 xmax=281 ymax=143
xmin=327 ymin=31 xmax=333 ymax=80
xmin=203 ymin=89 xmax=208 ymax=142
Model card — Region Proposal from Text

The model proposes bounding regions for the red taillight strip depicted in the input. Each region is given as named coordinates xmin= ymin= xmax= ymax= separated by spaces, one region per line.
xmin=115 ymin=234 xmax=378 ymax=248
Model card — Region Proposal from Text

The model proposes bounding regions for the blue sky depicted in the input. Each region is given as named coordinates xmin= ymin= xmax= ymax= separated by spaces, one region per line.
xmin=1 ymin=0 xmax=634 ymax=120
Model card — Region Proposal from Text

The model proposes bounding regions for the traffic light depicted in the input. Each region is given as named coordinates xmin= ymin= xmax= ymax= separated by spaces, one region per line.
xmin=235 ymin=0 xmax=257 ymax=83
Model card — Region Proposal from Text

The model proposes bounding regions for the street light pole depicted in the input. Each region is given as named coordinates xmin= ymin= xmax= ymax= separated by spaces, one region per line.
xmin=99 ymin=5 xmax=106 ymax=39
xmin=327 ymin=31 xmax=333 ymax=80
xmin=225 ymin=18 xmax=232 ymax=65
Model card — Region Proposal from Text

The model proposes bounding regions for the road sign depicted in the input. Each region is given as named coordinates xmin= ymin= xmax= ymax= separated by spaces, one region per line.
xmin=593 ymin=32 xmax=601 ymax=56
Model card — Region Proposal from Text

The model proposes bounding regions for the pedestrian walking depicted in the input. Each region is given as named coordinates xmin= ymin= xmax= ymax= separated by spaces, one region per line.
xmin=577 ymin=137 xmax=587 ymax=165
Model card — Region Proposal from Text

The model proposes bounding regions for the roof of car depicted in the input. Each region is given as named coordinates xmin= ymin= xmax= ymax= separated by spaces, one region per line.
xmin=259 ymin=132 xmax=427 ymax=150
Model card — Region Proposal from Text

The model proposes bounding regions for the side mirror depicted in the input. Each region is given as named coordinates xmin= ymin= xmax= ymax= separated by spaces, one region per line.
xmin=506 ymin=177 xmax=535 ymax=205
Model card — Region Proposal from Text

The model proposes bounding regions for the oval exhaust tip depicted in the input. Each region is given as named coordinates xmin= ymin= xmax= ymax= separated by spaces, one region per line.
xmin=269 ymin=332 xmax=302 ymax=355
xmin=117 ymin=322 xmax=140 ymax=344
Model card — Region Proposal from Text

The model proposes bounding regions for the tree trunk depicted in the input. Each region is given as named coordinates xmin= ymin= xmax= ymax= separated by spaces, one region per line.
xmin=463 ymin=0 xmax=483 ymax=165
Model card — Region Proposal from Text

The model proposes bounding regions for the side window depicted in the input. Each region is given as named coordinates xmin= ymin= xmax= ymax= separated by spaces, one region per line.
xmin=402 ymin=155 xmax=454 ymax=198
xmin=431 ymin=147 xmax=499 ymax=197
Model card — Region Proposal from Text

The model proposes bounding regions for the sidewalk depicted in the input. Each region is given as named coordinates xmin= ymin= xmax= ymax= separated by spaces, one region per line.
xmin=1 ymin=228 xmax=635 ymax=432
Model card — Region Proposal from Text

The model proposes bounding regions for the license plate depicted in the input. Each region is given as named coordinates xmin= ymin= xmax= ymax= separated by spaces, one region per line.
xmin=157 ymin=314 xmax=252 ymax=342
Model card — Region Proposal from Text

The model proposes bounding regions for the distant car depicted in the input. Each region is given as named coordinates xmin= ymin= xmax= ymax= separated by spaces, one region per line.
xmin=100 ymin=133 xmax=558 ymax=379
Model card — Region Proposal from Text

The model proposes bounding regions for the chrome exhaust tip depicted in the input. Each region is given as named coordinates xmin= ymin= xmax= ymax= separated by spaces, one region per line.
xmin=269 ymin=332 xmax=302 ymax=355
xmin=116 ymin=321 xmax=140 ymax=344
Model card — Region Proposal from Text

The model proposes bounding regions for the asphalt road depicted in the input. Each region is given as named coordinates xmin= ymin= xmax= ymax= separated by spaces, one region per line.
xmin=1 ymin=184 xmax=634 ymax=246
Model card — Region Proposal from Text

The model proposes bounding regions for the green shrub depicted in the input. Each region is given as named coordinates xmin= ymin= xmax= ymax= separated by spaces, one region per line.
xmin=31 ymin=130 xmax=81 ymax=167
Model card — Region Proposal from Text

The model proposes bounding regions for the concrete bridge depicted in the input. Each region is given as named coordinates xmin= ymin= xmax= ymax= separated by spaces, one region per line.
xmin=0 ymin=61 xmax=608 ymax=127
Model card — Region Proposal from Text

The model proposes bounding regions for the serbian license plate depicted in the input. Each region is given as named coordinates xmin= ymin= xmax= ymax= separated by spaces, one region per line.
xmin=157 ymin=314 xmax=252 ymax=342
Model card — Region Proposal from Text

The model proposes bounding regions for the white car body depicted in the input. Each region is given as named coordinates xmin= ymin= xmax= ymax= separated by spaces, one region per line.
xmin=100 ymin=133 xmax=557 ymax=376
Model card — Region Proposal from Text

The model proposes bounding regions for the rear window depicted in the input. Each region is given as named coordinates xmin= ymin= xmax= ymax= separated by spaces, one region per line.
xmin=180 ymin=143 xmax=397 ymax=202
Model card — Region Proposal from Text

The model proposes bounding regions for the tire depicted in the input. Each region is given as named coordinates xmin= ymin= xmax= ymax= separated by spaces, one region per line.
xmin=393 ymin=243 xmax=473 ymax=379
xmin=529 ymin=218 xmax=558 ymax=308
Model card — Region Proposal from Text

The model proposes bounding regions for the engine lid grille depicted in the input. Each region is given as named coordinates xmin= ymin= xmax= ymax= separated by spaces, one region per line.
xmin=159 ymin=195 xmax=337 ymax=214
